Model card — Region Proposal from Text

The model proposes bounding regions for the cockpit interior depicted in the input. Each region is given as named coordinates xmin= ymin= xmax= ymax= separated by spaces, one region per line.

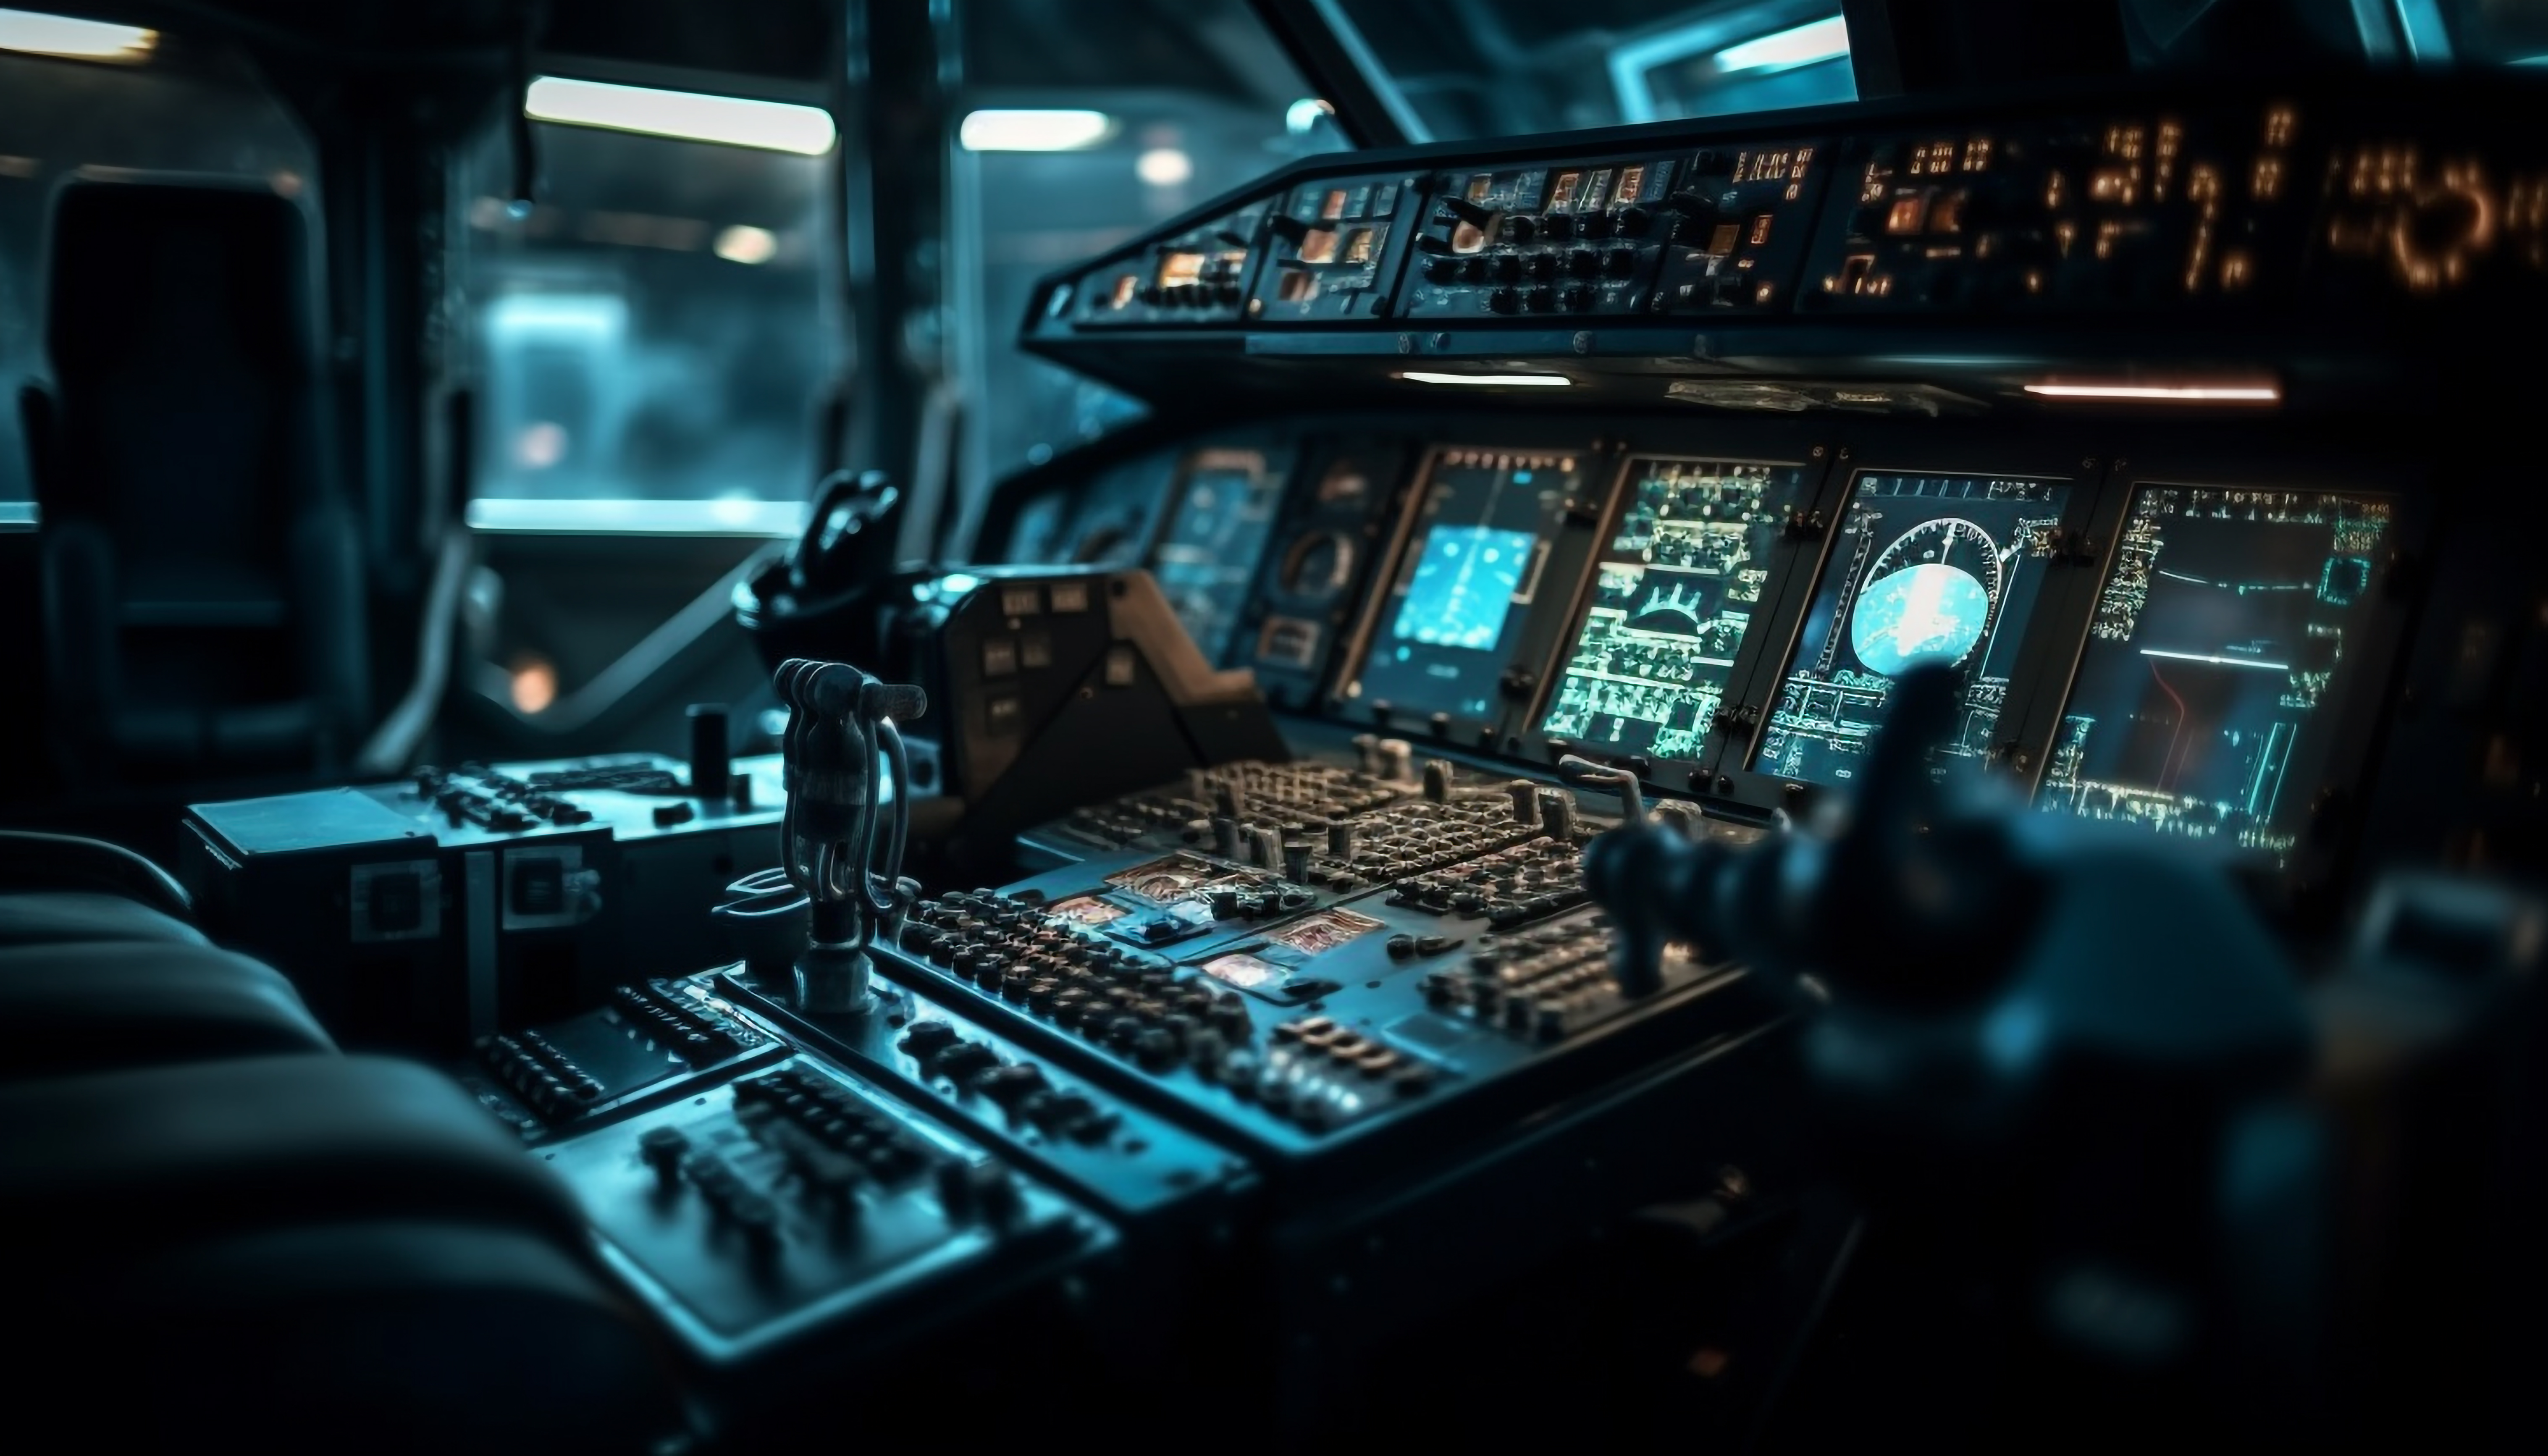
xmin=3 ymin=1 xmax=2544 ymax=1449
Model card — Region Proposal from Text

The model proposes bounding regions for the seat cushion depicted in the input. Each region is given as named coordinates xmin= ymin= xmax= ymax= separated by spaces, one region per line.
xmin=0 ymin=1053 xmax=588 ymax=1255
xmin=0 ymin=939 xmax=331 ymax=1079
xmin=0 ymin=889 xmax=210 ymax=949
xmin=33 ymin=1220 xmax=686 ymax=1456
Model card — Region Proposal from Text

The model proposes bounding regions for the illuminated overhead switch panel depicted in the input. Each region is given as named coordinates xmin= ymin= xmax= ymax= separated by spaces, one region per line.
xmin=1062 ymin=199 xmax=1270 ymax=329
xmin=1251 ymin=172 xmax=1417 ymax=323
xmin=1647 ymin=140 xmax=1831 ymax=314
xmin=1800 ymin=103 xmax=2316 ymax=313
xmin=1400 ymin=157 xmax=1684 ymax=319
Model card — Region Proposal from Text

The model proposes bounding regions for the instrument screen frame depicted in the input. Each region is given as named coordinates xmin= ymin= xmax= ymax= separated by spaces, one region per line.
xmin=1508 ymin=425 xmax=1844 ymax=788
xmin=1716 ymin=428 xmax=2116 ymax=817
xmin=2015 ymin=438 xmax=2433 ymax=904
xmin=1328 ymin=438 xmax=1614 ymax=752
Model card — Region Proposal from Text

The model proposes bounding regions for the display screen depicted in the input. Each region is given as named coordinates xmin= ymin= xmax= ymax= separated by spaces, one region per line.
xmin=1756 ymin=471 xmax=2070 ymax=784
xmin=1539 ymin=457 xmax=1817 ymax=761
xmin=1349 ymin=449 xmax=1576 ymax=722
xmin=1152 ymin=449 xmax=1286 ymax=663
xmin=2036 ymin=485 xmax=2393 ymax=866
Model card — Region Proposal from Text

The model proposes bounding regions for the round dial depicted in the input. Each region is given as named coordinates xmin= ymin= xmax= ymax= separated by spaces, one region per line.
xmin=1849 ymin=517 xmax=2004 ymax=674
xmin=1278 ymin=530 xmax=1356 ymax=602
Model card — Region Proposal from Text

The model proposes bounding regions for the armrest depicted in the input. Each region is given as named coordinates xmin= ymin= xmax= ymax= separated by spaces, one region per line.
xmin=0 ymin=831 xmax=193 ymax=921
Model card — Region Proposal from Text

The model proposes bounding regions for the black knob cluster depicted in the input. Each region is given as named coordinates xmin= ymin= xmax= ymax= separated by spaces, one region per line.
xmin=1419 ymin=916 xmax=1624 ymax=1041
xmin=734 ymin=1064 xmax=933 ymax=1187
xmin=898 ymin=890 xmax=1262 ymax=1085
xmin=895 ymin=1018 xmax=1120 ymax=1145
xmin=413 ymin=764 xmax=598 ymax=832
xmin=1137 ymin=281 xmax=1244 ymax=309
xmin=609 ymin=981 xmax=757 ymax=1067
xmin=1285 ymin=798 xmax=1539 ymax=893
xmin=478 ymin=1028 xmax=604 ymax=1120
xmin=1385 ymin=835 xmax=1588 ymax=929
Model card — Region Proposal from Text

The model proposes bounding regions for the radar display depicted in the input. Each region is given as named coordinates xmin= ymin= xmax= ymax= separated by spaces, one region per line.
xmin=2036 ymin=485 xmax=2393 ymax=866
xmin=1348 ymin=448 xmax=1577 ymax=722
xmin=1152 ymin=449 xmax=1286 ymax=664
xmin=1756 ymin=472 xmax=2069 ymax=785
xmin=1538 ymin=458 xmax=1816 ymax=761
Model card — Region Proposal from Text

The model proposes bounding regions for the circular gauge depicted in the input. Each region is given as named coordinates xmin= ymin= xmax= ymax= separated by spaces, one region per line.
xmin=1277 ymin=530 xmax=1357 ymax=602
xmin=1849 ymin=518 xmax=2001 ymax=674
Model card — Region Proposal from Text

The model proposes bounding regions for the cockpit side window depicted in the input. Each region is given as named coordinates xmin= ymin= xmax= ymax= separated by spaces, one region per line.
xmin=946 ymin=0 xmax=1345 ymax=553
xmin=450 ymin=75 xmax=846 ymax=536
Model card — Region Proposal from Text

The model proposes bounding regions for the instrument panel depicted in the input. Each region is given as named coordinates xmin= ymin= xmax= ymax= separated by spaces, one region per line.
xmin=983 ymin=409 xmax=2433 ymax=902
xmin=1020 ymin=72 xmax=2548 ymax=415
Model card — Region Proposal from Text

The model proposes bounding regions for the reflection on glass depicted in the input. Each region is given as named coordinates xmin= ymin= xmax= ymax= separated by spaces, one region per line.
xmin=1330 ymin=0 xmax=1854 ymax=142
xmin=1758 ymin=472 xmax=2069 ymax=785
xmin=2038 ymin=485 xmax=2393 ymax=866
xmin=1152 ymin=449 xmax=1287 ymax=663
xmin=459 ymin=117 xmax=841 ymax=510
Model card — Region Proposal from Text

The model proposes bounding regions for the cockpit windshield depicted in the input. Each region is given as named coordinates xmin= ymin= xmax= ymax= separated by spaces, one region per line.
xmin=1323 ymin=0 xmax=1856 ymax=142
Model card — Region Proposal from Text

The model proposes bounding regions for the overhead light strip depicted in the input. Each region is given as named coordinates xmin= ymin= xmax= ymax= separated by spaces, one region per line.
xmin=958 ymin=109 xmax=1116 ymax=152
xmin=1397 ymin=372 xmax=1573 ymax=387
xmin=525 ymin=76 xmax=836 ymax=155
xmin=2024 ymin=382 xmax=2280 ymax=401
xmin=1714 ymin=15 xmax=1850 ymax=74
xmin=0 ymin=7 xmax=155 ymax=60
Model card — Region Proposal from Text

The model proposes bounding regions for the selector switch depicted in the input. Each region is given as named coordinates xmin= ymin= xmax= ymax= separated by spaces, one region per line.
xmin=898 ymin=1021 xmax=961 ymax=1061
xmin=639 ymin=1125 xmax=690 ymax=1187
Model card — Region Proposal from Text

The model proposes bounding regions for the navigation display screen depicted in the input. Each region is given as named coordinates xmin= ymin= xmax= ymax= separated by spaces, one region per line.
xmin=2036 ymin=485 xmax=2393 ymax=866
xmin=1152 ymin=449 xmax=1286 ymax=663
xmin=1539 ymin=457 xmax=1817 ymax=761
xmin=1756 ymin=471 xmax=2070 ymax=785
xmin=1349 ymin=449 xmax=1577 ymax=722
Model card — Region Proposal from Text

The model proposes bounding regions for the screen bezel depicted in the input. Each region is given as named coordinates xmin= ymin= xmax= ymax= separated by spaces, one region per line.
xmin=1717 ymin=431 xmax=2118 ymax=817
xmin=2015 ymin=441 xmax=2433 ymax=905
xmin=1328 ymin=438 xmax=1615 ymax=751
xmin=1143 ymin=442 xmax=1294 ymax=667
xmin=1509 ymin=430 xmax=1844 ymax=787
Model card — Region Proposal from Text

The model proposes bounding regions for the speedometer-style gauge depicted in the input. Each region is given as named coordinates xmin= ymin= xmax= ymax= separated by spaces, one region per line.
xmin=1849 ymin=517 xmax=2003 ymax=674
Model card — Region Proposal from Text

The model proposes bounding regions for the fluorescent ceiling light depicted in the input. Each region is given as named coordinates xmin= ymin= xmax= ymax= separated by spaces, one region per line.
xmin=0 ymin=7 xmax=155 ymax=60
xmin=525 ymin=76 xmax=836 ymax=155
xmin=712 ymin=224 xmax=777 ymax=265
xmin=1397 ymin=372 xmax=1572 ymax=387
xmin=464 ymin=497 xmax=810 ymax=537
xmin=1715 ymin=15 xmax=1849 ymax=73
xmin=2024 ymin=382 xmax=2279 ymax=402
xmin=959 ymin=109 xmax=1115 ymax=152
xmin=1136 ymin=147 xmax=1193 ymax=187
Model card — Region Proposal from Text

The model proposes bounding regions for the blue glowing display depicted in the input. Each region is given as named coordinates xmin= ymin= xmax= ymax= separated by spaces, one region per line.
xmin=1349 ymin=449 xmax=1579 ymax=723
xmin=2036 ymin=485 xmax=2393 ymax=866
xmin=1757 ymin=472 xmax=2070 ymax=786
xmin=1391 ymin=526 xmax=1536 ymax=650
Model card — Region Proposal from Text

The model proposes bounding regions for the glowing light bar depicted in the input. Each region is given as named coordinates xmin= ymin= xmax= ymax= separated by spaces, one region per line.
xmin=958 ymin=109 xmax=1115 ymax=152
xmin=525 ymin=77 xmax=836 ymax=155
xmin=2024 ymin=382 xmax=2280 ymax=402
xmin=1397 ymin=372 xmax=1572 ymax=387
xmin=1715 ymin=15 xmax=1849 ymax=73
xmin=712 ymin=224 xmax=777 ymax=265
xmin=0 ymin=8 xmax=155 ymax=60
xmin=2141 ymin=648 xmax=2291 ymax=672
xmin=464 ymin=498 xmax=809 ymax=537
